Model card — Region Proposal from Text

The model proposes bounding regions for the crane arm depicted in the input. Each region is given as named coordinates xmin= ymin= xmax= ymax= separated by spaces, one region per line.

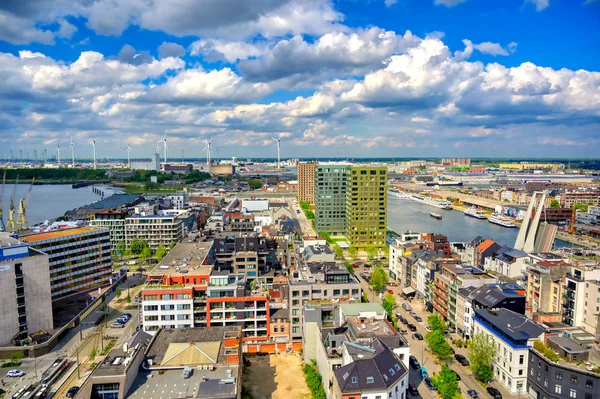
xmin=10 ymin=175 xmax=18 ymax=205
xmin=0 ymin=171 xmax=5 ymax=205
xmin=23 ymin=178 xmax=34 ymax=209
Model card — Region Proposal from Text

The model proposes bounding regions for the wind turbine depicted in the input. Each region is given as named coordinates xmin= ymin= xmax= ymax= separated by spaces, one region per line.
xmin=70 ymin=137 xmax=75 ymax=167
xmin=57 ymin=143 xmax=61 ymax=165
xmin=203 ymin=138 xmax=213 ymax=168
xmin=125 ymin=143 xmax=132 ymax=168
xmin=272 ymin=135 xmax=282 ymax=170
xmin=91 ymin=140 xmax=97 ymax=170
xmin=162 ymin=130 xmax=168 ymax=164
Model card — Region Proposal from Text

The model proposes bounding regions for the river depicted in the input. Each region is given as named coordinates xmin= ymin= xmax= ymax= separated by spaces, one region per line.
xmin=387 ymin=196 xmax=569 ymax=248
xmin=1 ymin=184 xmax=100 ymax=226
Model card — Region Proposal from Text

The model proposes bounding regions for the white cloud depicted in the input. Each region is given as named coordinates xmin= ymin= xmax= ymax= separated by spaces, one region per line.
xmin=158 ymin=42 xmax=186 ymax=59
xmin=525 ymin=0 xmax=550 ymax=11
xmin=473 ymin=41 xmax=509 ymax=56
xmin=434 ymin=0 xmax=469 ymax=7
xmin=57 ymin=18 xmax=77 ymax=39
xmin=0 ymin=11 xmax=55 ymax=44
xmin=384 ymin=0 xmax=398 ymax=6
xmin=189 ymin=39 xmax=266 ymax=63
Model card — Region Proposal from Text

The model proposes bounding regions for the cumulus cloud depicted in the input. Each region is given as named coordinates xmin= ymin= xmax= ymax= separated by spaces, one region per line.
xmin=158 ymin=42 xmax=186 ymax=59
xmin=473 ymin=41 xmax=509 ymax=56
xmin=189 ymin=39 xmax=266 ymax=63
xmin=525 ymin=0 xmax=550 ymax=11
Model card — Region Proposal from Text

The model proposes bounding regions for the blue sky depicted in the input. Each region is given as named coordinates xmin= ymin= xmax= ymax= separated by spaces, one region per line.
xmin=0 ymin=0 xmax=598 ymax=160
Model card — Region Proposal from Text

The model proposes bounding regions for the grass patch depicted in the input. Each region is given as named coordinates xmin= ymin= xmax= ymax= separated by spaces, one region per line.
xmin=1 ymin=361 xmax=21 ymax=368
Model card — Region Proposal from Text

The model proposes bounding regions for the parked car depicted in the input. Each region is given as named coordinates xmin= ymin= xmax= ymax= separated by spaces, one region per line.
xmin=407 ymin=384 xmax=419 ymax=396
xmin=412 ymin=333 xmax=424 ymax=340
xmin=425 ymin=326 xmax=432 ymax=332
xmin=122 ymin=313 xmax=132 ymax=319
xmin=467 ymin=390 xmax=479 ymax=398
xmin=402 ymin=302 xmax=412 ymax=311
xmin=409 ymin=356 xmax=420 ymax=370
xmin=66 ymin=386 xmax=80 ymax=398
xmin=414 ymin=315 xmax=422 ymax=322
xmin=351 ymin=263 xmax=359 ymax=268
xmin=449 ymin=369 xmax=461 ymax=381
xmin=486 ymin=387 xmax=502 ymax=399
xmin=387 ymin=289 xmax=394 ymax=295
xmin=424 ymin=377 xmax=436 ymax=391
xmin=7 ymin=369 xmax=25 ymax=378
xmin=111 ymin=321 xmax=125 ymax=328
xmin=409 ymin=311 xmax=417 ymax=317
xmin=455 ymin=354 xmax=470 ymax=366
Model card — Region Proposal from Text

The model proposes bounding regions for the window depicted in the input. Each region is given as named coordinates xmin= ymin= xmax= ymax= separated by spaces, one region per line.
xmin=586 ymin=394 xmax=593 ymax=399
xmin=556 ymin=384 xmax=562 ymax=394
xmin=273 ymin=327 xmax=278 ymax=333
xmin=351 ymin=377 xmax=357 ymax=383
xmin=389 ymin=368 xmax=395 ymax=375
xmin=519 ymin=354 xmax=524 ymax=365
xmin=556 ymin=372 xmax=563 ymax=380
xmin=571 ymin=375 xmax=578 ymax=384
xmin=570 ymin=389 xmax=577 ymax=398
xmin=366 ymin=377 xmax=374 ymax=384
xmin=586 ymin=380 xmax=593 ymax=389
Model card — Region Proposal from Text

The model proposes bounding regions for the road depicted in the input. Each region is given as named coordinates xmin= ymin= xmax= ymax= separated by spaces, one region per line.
xmin=355 ymin=266 xmax=519 ymax=399
xmin=286 ymin=198 xmax=315 ymax=236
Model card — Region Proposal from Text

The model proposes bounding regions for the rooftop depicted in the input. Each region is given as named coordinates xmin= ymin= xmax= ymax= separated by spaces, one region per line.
xmin=20 ymin=226 xmax=106 ymax=243
xmin=474 ymin=308 xmax=546 ymax=342
xmin=339 ymin=303 xmax=386 ymax=317
xmin=148 ymin=241 xmax=213 ymax=278
xmin=346 ymin=316 xmax=397 ymax=340
xmin=548 ymin=335 xmax=588 ymax=355
xmin=78 ymin=193 xmax=142 ymax=210
xmin=94 ymin=331 xmax=152 ymax=377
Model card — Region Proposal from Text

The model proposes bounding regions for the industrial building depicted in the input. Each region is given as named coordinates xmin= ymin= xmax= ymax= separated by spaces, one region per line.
xmin=21 ymin=227 xmax=112 ymax=300
xmin=0 ymin=233 xmax=53 ymax=345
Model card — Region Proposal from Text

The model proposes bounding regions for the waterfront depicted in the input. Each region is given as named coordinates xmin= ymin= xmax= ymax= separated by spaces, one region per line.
xmin=388 ymin=196 xmax=569 ymax=248
xmin=1 ymin=184 xmax=100 ymax=226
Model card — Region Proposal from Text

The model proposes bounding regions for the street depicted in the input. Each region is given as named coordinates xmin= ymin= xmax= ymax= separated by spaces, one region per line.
xmin=355 ymin=266 xmax=519 ymax=399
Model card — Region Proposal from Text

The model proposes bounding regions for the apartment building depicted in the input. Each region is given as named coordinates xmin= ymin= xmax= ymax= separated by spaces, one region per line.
xmin=269 ymin=308 xmax=290 ymax=342
xmin=560 ymin=190 xmax=600 ymax=207
xmin=526 ymin=259 xmax=572 ymax=317
xmin=298 ymin=161 xmax=317 ymax=204
xmin=288 ymin=262 xmax=361 ymax=339
xmin=124 ymin=214 xmax=183 ymax=250
xmin=432 ymin=264 xmax=496 ymax=330
xmin=21 ymin=227 xmax=112 ymax=300
xmin=562 ymin=266 xmax=600 ymax=331
xmin=345 ymin=166 xmax=388 ymax=249
xmin=473 ymin=309 xmax=545 ymax=394
xmin=388 ymin=232 xmax=421 ymax=283
xmin=89 ymin=210 xmax=128 ymax=251
xmin=315 ymin=164 xmax=349 ymax=235
xmin=483 ymin=246 xmax=529 ymax=278
xmin=0 ymin=234 xmax=53 ymax=345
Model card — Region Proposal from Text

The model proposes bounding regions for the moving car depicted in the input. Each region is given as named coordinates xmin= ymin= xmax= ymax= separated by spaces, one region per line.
xmin=412 ymin=333 xmax=424 ymax=340
xmin=66 ymin=386 xmax=80 ymax=398
xmin=455 ymin=354 xmax=470 ymax=366
xmin=407 ymin=384 xmax=419 ymax=396
xmin=486 ymin=387 xmax=502 ymax=398
xmin=7 ymin=369 xmax=25 ymax=377
xmin=467 ymin=390 xmax=479 ymax=398
xmin=424 ymin=377 xmax=436 ymax=391
xmin=409 ymin=355 xmax=420 ymax=370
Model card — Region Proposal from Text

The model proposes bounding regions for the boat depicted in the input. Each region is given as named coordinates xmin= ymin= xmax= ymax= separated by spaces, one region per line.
xmin=488 ymin=213 xmax=516 ymax=228
xmin=430 ymin=212 xmax=442 ymax=220
xmin=463 ymin=207 xmax=486 ymax=219
xmin=410 ymin=195 xmax=454 ymax=210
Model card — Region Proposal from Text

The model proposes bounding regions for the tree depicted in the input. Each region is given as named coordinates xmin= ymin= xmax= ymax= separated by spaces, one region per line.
xmin=427 ymin=314 xmax=448 ymax=333
xmin=469 ymin=333 xmax=497 ymax=383
xmin=130 ymin=239 xmax=148 ymax=255
xmin=425 ymin=330 xmax=453 ymax=359
xmin=155 ymin=245 xmax=168 ymax=262
xmin=348 ymin=245 xmax=358 ymax=259
xmin=366 ymin=245 xmax=378 ymax=260
xmin=382 ymin=293 xmax=396 ymax=316
xmin=333 ymin=244 xmax=344 ymax=259
xmin=431 ymin=365 xmax=460 ymax=399
xmin=369 ymin=267 xmax=389 ymax=292
xmin=116 ymin=240 xmax=126 ymax=258
xmin=170 ymin=240 xmax=176 ymax=250
xmin=550 ymin=199 xmax=561 ymax=208
xmin=248 ymin=179 xmax=262 ymax=189
xmin=140 ymin=247 xmax=152 ymax=261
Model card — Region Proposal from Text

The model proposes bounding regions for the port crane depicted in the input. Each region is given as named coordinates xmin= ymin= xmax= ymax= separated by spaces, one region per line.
xmin=16 ymin=178 xmax=34 ymax=232
xmin=0 ymin=171 xmax=5 ymax=232
xmin=5 ymin=175 xmax=18 ymax=233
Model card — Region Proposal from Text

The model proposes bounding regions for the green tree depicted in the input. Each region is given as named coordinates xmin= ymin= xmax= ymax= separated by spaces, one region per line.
xmin=348 ymin=245 xmax=358 ymax=259
xmin=431 ymin=365 xmax=460 ymax=399
xmin=343 ymin=261 xmax=354 ymax=274
xmin=333 ymin=244 xmax=344 ymax=259
xmin=381 ymin=293 xmax=396 ymax=321
xmin=366 ymin=245 xmax=378 ymax=260
xmin=170 ymin=240 xmax=176 ymax=250
xmin=115 ymin=240 xmax=126 ymax=258
xmin=140 ymin=247 xmax=152 ymax=261
xmin=427 ymin=314 xmax=448 ymax=333
xmin=469 ymin=333 xmax=497 ymax=383
xmin=248 ymin=179 xmax=262 ymax=189
xmin=369 ymin=267 xmax=389 ymax=292
xmin=155 ymin=245 xmax=168 ymax=262
xmin=550 ymin=199 xmax=561 ymax=208
xmin=130 ymin=239 xmax=149 ymax=255
xmin=425 ymin=330 xmax=453 ymax=359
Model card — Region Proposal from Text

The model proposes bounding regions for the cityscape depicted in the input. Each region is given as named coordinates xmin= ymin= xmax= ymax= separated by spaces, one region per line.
xmin=0 ymin=1 xmax=599 ymax=399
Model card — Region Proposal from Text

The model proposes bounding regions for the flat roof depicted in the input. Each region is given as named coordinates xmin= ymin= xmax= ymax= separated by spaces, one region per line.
xmin=20 ymin=226 xmax=105 ymax=243
xmin=149 ymin=241 xmax=213 ymax=277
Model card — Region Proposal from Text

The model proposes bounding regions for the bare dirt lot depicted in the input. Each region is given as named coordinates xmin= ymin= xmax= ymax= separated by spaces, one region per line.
xmin=244 ymin=353 xmax=310 ymax=399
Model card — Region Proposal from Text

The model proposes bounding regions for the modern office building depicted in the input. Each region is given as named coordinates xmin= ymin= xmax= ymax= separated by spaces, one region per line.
xmin=124 ymin=214 xmax=184 ymax=250
xmin=89 ymin=210 xmax=128 ymax=251
xmin=315 ymin=164 xmax=350 ymax=235
xmin=0 ymin=234 xmax=53 ymax=345
xmin=345 ymin=166 xmax=388 ymax=249
xmin=21 ymin=227 xmax=112 ymax=300
xmin=298 ymin=161 xmax=317 ymax=204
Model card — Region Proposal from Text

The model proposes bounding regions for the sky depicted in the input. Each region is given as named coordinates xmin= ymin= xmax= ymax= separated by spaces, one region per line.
xmin=0 ymin=0 xmax=599 ymax=160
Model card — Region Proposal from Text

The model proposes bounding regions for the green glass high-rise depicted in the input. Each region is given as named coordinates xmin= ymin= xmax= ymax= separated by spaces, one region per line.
xmin=315 ymin=164 xmax=349 ymax=235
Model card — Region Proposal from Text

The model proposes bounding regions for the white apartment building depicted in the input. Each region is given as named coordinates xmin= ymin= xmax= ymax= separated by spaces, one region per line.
xmin=473 ymin=308 xmax=545 ymax=394
xmin=166 ymin=191 xmax=188 ymax=210
xmin=206 ymin=212 xmax=225 ymax=232
xmin=563 ymin=266 xmax=600 ymax=331
xmin=483 ymin=248 xmax=529 ymax=278
xmin=125 ymin=215 xmax=184 ymax=249
xmin=142 ymin=292 xmax=194 ymax=331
